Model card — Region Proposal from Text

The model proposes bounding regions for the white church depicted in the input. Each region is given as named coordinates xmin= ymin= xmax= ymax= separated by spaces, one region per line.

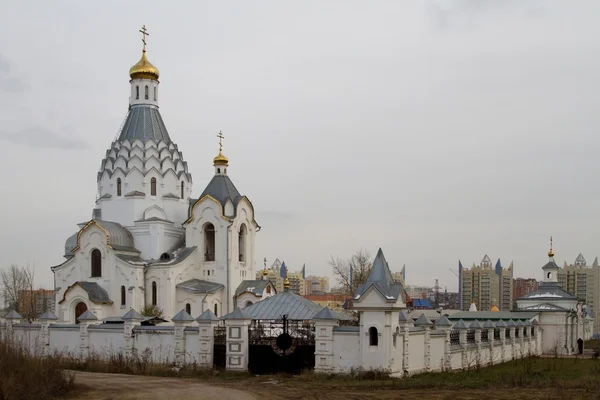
xmin=52 ymin=31 xmax=275 ymax=323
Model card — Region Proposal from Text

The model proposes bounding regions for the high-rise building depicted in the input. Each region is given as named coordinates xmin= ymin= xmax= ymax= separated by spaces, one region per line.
xmin=305 ymin=275 xmax=330 ymax=295
xmin=18 ymin=289 xmax=55 ymax=318
xmin=556 ymin=254 xmax=600 ymax=333
xmin=458 ymin=255 xmax=513 ymax=311
xmin=513 ymin=278 xmax=539 ymax=300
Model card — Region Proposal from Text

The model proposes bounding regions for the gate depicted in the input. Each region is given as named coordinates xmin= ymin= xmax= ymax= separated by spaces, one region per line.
xmin=247 ymin=315 xmax=315 ymax=374
xmin=213 ymin=324 xmax=226 ymax=369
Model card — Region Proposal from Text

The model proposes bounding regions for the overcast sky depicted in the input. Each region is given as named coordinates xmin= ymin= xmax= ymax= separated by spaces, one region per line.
xmin=1 ymin=0 xmax=599 ymax=291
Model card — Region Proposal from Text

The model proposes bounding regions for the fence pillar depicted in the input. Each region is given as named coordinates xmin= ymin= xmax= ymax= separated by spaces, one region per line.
xmin=223 ymin=308 xmax=251 ymax=372
xmin=77 ymin=310 xmax=98 ymax=359
xmin=3 ymin=311 xmax=22 ymax=342
xmin=172 ymin=309 xmax=195 ymax=367
xmin=402 ymin=326 xmax=410 ymax=374
xmin=196 ymin=309 xmax=219 ymax=368
xmin=38 ymin=311 xmax=58 ymax=356
xmin=121 ymin=309 xmax=143 ymax=358
xmin=314 ymin=307 xmax=339 ymax=373
xmin=434 ymin=315 xmax=453 ymax=371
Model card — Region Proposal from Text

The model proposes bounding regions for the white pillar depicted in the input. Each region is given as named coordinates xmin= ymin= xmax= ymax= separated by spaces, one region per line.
xmin=172 ymin=309 xmax=195 ymax=366
xmin=224 ymin=308 xmax=251 ymax=371
xmin=313 ymin=308 xmax=339 ymax=373
xmin=77 ymin=310 xmax=98 ymax=359
xmin=196 ymin=309 xmax=220 ymax=368
xmin=121 ymin=309 xmax=143 ymax=358
xmin=38 ymin=311 xmax=58 ymax=356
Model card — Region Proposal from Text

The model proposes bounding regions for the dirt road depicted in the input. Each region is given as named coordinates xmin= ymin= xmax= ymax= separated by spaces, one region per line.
xmin=70 ymin=371 xmax=256 ymax=400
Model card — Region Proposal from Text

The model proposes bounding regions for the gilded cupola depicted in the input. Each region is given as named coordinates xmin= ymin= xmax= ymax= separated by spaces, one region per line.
xmin=129 ymin=25 xmax=159 ymax=81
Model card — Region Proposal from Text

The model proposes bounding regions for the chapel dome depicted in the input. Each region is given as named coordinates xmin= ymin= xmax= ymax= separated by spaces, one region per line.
xmin=129 ymin=51 xmax=159 ymax=81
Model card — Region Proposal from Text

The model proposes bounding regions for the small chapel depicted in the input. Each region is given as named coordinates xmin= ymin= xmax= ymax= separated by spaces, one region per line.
xmin=52 ymin=27 xmax=275 ymax=323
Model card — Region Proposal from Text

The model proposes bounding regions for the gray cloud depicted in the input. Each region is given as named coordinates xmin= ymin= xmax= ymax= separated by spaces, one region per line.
xmin=0 ymin=127 xmax=89 ymax=150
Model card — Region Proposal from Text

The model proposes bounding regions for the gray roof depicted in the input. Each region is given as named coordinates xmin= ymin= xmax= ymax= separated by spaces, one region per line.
xmin=122 ymin=309 xmax=143 ymax=321
xmin=222 ymin=307 xmax=252 ymax=320
xmin=118 ymin=246 xmax=196 ymax=267
xmin=39 ymin=311 xmax=59 ymax=321
xmin=172 ymin=309 xmax=194 ymax=322
xmin=506 ymin=319 xmax=516 ymax=327
xmin=60 ymin=281 xmax=113 ymax=304
xmin=354 ymin=248 xmax=405 ymax=302
xmin=470 ymin=320 xmax=483 ymax=329
xmin=198 ymin=175 xmax=242 ymax=211
xmin=124 ymin=190 xmax=146 ymax=197
xmin=521 ymin=303 xmax=568 ymax=311
xmin=65 ymin=219 xmax=138 ymax=256
xmin=434 ymin=315 xmax=452 ymax=327
xmin=176 ymin=278 xmax=224 ymax=294
xmin=414 ymin=313 xmax=433 ymax=326
xmin=531 ymin=319 xmax=539 ymax=326
xmin=235 ymin=280 xmax=270 ymax=297
xmin=448 ymin=311 xmax=539 ymax=321
xmin=227 ymin=290 xmax=350 ymax=321
xmin=117 ymin=104 xmax=171 ymax=143
xmin=483 ymin=319 xmax=495 ymax=329
xmin=453 ymin=319 xmax=468 ymax=330
xmin=542 ymin=260 xmax=560 ymax=270
xmin=518 ymin=282 xmax=577 ymax=301
xmin=4 ymin=310 xmax=22 ymax=320
xmin=313 ymin=307 xmax=338 ymax=320
xmin=77 ymin=310 xmax=98 ymax=321
xmin=496 ymin=320 xmax=507 ymax=328
xmin=196 ymin=309 xmax=219 ymax=322
xmin=398 ymin=311 xmax=410 ymax=322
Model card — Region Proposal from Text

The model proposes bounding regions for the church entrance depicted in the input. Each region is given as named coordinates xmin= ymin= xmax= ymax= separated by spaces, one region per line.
xmin=247 ymin=316 xmax=315 ymax=374
xmin=213 ymin=323 xmax=226 ymax=369
xmin=74 ymin=302 xmax=88 ymax=324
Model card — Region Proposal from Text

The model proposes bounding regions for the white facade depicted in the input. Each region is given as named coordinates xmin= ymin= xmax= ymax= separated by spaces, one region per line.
xmin=52 ymin=46 xmax=271 ymax=324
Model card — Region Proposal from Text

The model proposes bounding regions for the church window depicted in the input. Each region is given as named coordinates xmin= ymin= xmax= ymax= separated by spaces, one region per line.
xmin=136 ymin=86 xmax=139 ymax=100
xmin=204 ymin=223 xmax=216 ymax=261
xmin=369 ymin=327 xmax=378 ymax=346
xmin=152 ymin=281 xmax=157 ymax=305
xmin=217 ymin=168 xmax=220 ymax=174
xmin=151 ymin=177 xmax=157 ymax=196
xmin=117 ymin=178 xmax=122 ymax=196
xmin=181 ymin=181 xmax=184 ymax=199
xmin=145 ymin=85 xmax=149 ymax=100
xmin=214 ymin=303 xmax=218 ymax=317
xmin=266 ymin=285 xmax=271 ymax=294
xmin=121 ymin=286 xmax=126 ymax=307
xmin=153 ymin=86 xmax=157 ymax=101
xmin=547 ymin=272 xmax=552 ymax=280
xmin=185 ymin=303 xmax=191 ymax=315
xmin=238 ymin=224 xmax=247 ymax=262
xmin=91 ymin=249 xmax=102 ymax=277
xmin=75 ymin=302 xmax=88 ymax=324
xmin=393 ymin=327 xmax=399 ymax=348
xmin=207 ymin=270 xmax=210 ymax=276
xmin=245 ymin=301 xmax=253 ymax=307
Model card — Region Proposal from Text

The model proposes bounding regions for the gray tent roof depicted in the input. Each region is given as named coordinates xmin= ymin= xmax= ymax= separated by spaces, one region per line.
xmin=453 ymin=319 xmax=468 ymax=330
xmin=122 ymin=309 xmax=143 ymax=321
xmin=222 ymin=307 xmax=252 ymax=320
xmin=39 ymin=311 xmax=58 ymax=321
xmin=4 ymin=310 xmax=22 ymax=320
xmin=199 ymin=175 xmax=242 ymax=210
xmin=235 ymin=280 xmax=270 ymax=297
xmin=77 ymin=310 xmax=98 ymax=321
xmin=483 ymin=319 xmax=495 ymax=329
xmin=531 ymin=319 xmax=539 ymax=326
xmin=176 ymin=279 xmax=224 ymax=294
xmin=354 ymin=248 xmax=405 ymax=302
xmin=496 ymin=320 xmax=507 ymax=328
xmin=470 ymin=320 xmax=483 ymax=329
xmin=196 ymin=309 xmax=219 ymax=322
xmin=225 ymin=290 xmax=350 ymax=321
xmin=414 ymin=313 xmax=433 ymax=326
xmin=313 ymin=307 xmax=338 ymax=320
xmin=117 ymin=104 xmax=171 ymax=143
xmin=398 ymin=311 xmax=410 ymax=322
xmin=172 ymin=309 xmax=194 ymax=322
xmin=435 ymin=315 xmax=452 ymax=327
xmin=506 ymin=319 xmax=516 ymax=327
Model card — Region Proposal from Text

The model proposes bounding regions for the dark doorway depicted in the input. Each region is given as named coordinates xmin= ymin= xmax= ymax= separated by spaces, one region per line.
xmin=213 ymin=324 xmax=226 ymax=369
xmin=249 ymin=344 xmax=315 ymax=374
xmin=75 ymin=302 xmax=88 ymax=324
xmin=578 ymin=338 xmax=584 ymax=354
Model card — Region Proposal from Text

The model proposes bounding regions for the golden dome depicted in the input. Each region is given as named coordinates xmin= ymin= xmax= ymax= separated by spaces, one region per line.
xmin=491 ymin=305 xmax=499 ymax=312
xmin=213 ymin=150 xmax=229 ymax=166
xmin=262 ymin=268 xmax=268 ymax=276
xmin=129 ymin=51 xmax=159 ymax=81
xmin=283 ymin=278 xmax=290 ymax=290
xmin=548 ymin=249 xmax=555 ymax=258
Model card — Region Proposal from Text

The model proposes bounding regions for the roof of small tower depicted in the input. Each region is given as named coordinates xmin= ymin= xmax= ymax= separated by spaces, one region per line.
xmin=235 ymin=280 xmax=271 ymax=297
xmin=353 ymin=248 xmax=405 ymax=302
xmin=117 ymin=105 xmax=171 ymax=143
xmin=575 ymin=253 xmax=587 ymax=266
xmin=197 ymin=175 xmax=242 ymax=209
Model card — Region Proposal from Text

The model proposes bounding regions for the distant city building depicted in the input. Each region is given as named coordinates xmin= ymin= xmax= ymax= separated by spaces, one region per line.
xmin=513 ymin=278 xmax=539 ymax=301
xmin=305 ymin=275 xmax=329 ymax=295
xmin=391 ymin=264 xmax=406 ymax=286
xmin=458 ymin=255 xmax=513 ymax=312
xmin=257 ymin=259 xmax=329 ymax=296
xmin=406 ymin=285 xmax=433 ymax=300
xmin=303 ymin=294 xmax=348 ymax=311
xmin=18 ymin=289 xmax=55 ymax=317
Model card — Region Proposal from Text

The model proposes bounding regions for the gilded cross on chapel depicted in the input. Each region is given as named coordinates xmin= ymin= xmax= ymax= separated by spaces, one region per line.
xmin=139 ymin=25 xmax=150 ymax=52
xmin=217 ymin=131 xmax=225 ymax=152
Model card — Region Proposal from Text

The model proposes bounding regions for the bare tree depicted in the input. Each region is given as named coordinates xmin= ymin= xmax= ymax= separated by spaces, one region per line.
xmin=1 ymin=264 xmax=36 ymax=321
xmin=329 ymin=249 xmax=372 ymax=296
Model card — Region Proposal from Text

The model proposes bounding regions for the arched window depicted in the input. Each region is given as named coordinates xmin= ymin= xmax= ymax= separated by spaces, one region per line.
xmin=369 ymin=327 xmax=378 ymax=346
xmin=152 ymin=281 xmax=157 ymax=305
xmin=185 ymin=303 xmax=191 ymax=315
xmin=238 ymin=224 xmax=247 ymax=262
xmin=204 ymin=223 xmax=215 ymax=261
xmin=245 ymin=301 xmax=253 ymax=308
xmin=145 ymin=85 xmax=149 ymax=99
xmin=121 ymin=286 xmax=126 ymax=307
xmin=547 ymin=272 xmax=552 ymax=280
xmin=393 ymin=326 xmax=399 ymax=348
xmin=136 ymin=86 xmax=139 ymax=100
xmin=75 ymin=302 xmax=88 ymax=324
xmin=150 ymin=177 xmax=157 ymax=196
xmin=117 ymin=178 xmax=122 ymax=196
xmin=217 ymin=168 xmax=220 ymax=174
xmin=154 ymin=86 xmax=157 ymax=101
xmin=91 ymin=249 xmax=102 ymax=277
xmin=214 ymin=303 xmax=218 ymax=317
xmin=181 ymin=181 xmax=184 ymax=199
xmin=266 ymin=285 xmax=271 ymax=294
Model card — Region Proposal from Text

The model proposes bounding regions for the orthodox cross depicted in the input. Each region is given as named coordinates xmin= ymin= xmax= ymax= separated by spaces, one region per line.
xmin=217 ymin=131 xmax=224 ymax=152
xmin=550 ymin=236 xmax=553 ymax=252
xmin=139 ymin=25 xmax=150 ymax=52
xmin=264 ymin=257 xmax=267 ymax=268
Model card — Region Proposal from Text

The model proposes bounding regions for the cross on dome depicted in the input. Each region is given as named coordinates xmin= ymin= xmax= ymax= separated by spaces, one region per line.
xmin=139 ymin=24 xmax=149 ymax=52
xmin=213 ymin=130 xmax=229 ymax=166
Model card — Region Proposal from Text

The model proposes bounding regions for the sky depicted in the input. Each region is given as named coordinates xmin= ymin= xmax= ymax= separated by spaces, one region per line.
xmin=0 ymin=0 xmax=599 ymax=292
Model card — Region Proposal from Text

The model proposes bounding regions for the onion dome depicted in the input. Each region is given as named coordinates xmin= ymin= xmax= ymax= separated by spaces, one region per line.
xmin=213 ymin=150 xmax=229 ymax=166
xmin=129 ymin=51 xmax=159 ymax=81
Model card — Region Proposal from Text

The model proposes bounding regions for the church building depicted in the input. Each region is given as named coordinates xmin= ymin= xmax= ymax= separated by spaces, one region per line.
xmin=52 ymin=28 xmax=275 ymax=323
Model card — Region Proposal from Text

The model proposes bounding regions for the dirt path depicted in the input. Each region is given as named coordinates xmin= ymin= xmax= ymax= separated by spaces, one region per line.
xmin=70 ymin=371 xmax=256 ymax=400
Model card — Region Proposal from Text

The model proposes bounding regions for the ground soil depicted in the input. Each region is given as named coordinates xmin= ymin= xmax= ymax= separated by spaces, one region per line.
xmin=69 ymin=371 xmax=593 ymax=400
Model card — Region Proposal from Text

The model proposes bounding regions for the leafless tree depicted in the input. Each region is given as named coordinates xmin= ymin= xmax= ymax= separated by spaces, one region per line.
xmin=1 ymin=264 xmax=36 ymax=321
xmin=329 ymin=249 xmax=372 ymax=296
